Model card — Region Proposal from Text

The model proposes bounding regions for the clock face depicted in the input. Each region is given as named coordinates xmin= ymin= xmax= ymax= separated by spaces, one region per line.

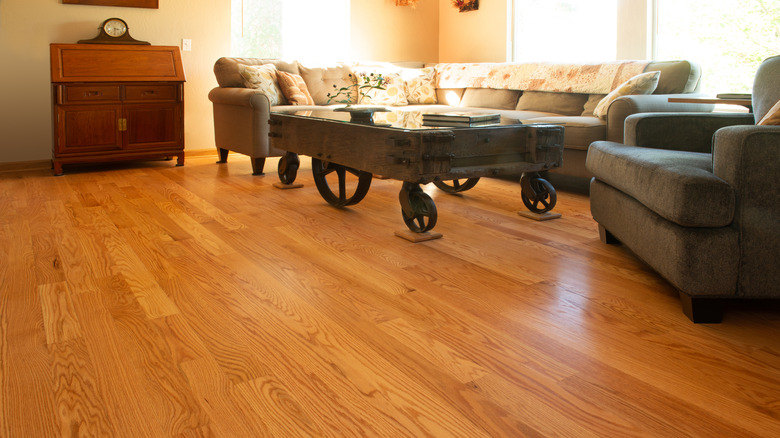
xmin=103 ymin=19 xmax=128 ymax=38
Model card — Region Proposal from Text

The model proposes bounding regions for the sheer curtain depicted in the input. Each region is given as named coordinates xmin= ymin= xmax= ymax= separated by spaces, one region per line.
xmin=232 ymin=0 xmax=350 ymax=62
xmin=512 ymin=0 xmax=618 ymax=62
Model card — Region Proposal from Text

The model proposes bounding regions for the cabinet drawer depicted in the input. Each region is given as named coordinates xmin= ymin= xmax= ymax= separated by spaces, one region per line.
xmin=124 ymin=84 xmax=179 ymax=102
xmin=63 ymin=85 xmax=121 ymax=103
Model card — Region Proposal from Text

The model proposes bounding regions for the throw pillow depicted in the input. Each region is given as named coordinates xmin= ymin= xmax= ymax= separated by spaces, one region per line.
xmin=758 ymin=99 xmax=780 ymax=125
xmin=355 ymin=71 xmax=408 ymax=106
xmin=593 ymin=71 xmax=661 ymax=119
xmin=276 ymin=71 xmax=315 ymax=105
xmin=399 ymin=67 xmax=438 ymax=104
xmin=237 ymin=63 xmax=284 ymax=106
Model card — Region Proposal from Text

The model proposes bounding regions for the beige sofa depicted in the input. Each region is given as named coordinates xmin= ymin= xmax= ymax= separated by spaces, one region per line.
xmin=208 ymin=58 xmax=707 ymax=185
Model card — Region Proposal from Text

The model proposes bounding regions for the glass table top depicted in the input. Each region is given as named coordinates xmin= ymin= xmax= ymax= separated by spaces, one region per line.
xmin=271 ymin=107 xmax=524 ymax=131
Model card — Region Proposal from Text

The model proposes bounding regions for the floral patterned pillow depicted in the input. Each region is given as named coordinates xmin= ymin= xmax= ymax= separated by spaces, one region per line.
xmin=237 ymin=63 xmax=284 ymax=105
xmin=355 ymin=71 xmax=408 ymax=106
xmin=400 ymin=67 xmax=438 ymax=104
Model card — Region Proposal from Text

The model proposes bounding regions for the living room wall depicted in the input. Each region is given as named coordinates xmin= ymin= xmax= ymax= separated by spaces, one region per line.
xmin=0 ymin=0 xmax=231 ymax=164
xmin=0 ymin=0 xmax=438 ymax=165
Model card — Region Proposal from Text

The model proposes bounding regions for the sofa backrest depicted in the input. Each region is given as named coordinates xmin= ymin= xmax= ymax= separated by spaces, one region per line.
xmin=213 ymin=57 xmax=300 ymax=88
xmin=644 ymin=60 xmax=702 ymax=94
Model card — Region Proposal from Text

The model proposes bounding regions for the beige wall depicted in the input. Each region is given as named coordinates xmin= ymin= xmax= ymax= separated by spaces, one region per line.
xmin=0 ymin=0 xmax=231 ymax=164
xmin=351 ymin=0 xmax=438 ymax=62
xmin=438 ymin=0 xmax=508 ymax=63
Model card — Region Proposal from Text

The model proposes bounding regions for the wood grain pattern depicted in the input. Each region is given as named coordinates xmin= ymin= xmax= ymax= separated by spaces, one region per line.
xmin=1 ymin=154 xmax=779 ymax=437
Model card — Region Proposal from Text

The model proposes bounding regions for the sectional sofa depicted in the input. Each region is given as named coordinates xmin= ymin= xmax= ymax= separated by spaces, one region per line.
xmin=208 ymin=58 xmax=707 ymax=186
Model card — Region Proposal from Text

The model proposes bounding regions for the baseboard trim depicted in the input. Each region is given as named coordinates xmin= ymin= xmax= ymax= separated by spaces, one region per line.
xmin=0 ymin=149 xmax=220 ymax=174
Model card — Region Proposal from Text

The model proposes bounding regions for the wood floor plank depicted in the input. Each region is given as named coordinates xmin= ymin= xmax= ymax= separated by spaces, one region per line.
xmin=2 ymin=154 xmax=779 ymax=437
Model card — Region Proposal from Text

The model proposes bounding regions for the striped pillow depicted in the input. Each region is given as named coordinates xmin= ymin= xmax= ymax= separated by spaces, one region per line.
xmin=276 ymin=71 xmax=315 ymax=105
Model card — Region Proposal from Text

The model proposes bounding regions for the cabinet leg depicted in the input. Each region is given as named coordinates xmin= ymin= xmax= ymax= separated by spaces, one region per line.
xmin=52 ymin=161 xmax=64 ymax=176
xmin=216 ymin=148 xmax=228 ymax=163
xmin=251 ymin=157 xmax=266 ymax=175
xmin=176 ymin=153 xmax=185 ymax=167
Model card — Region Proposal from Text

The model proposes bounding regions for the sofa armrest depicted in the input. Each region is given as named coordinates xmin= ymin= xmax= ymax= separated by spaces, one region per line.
xmin=208 ymin=87 xmax=275 ymax=158
xmin=606 ymin=93 xmax=715 ymax=142
xmin=712 ymin=125 xmax=780 ymax=296
xmin=624 ymin=113 xmax=756 ymax=153
xmin=208 ymin=87 xmax=273 ymax=108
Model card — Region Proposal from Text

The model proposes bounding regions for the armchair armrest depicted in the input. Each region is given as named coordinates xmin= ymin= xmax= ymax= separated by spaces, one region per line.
xmin=606 ymin=93 xmax=715 ymax=142
xmin=712 ymin=125 xmax=780 ymax=296
xmin=624 ymin=113 xmax=755 ymax=153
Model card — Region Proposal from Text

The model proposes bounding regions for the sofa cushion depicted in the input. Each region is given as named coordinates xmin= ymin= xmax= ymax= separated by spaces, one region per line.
xmin=516 ymin=91 xmax=589 ymax=116
xmin=237 ymin=64 xmax=285 ymax=105
xmin=276 ymin=71 xmax=315 ymax=105
xmin=521 ymin=116 xmax=605 ymax=150
xmin=460 ymin=88 xmax=521 ymax=110
xmin=298 ymin=62 xmax=355 ymax=105
xmin=645 ymin=60 xmax=701 ymax=94
xmin=586 ymin=142 xmax=735 ymax=227
xmin=582 ymin=94 xmax=606 ymax=116
xmin=594 ymin=71 xmax=660 ymax=119
xmin=437 ymin=88 xmax=465 ymax=106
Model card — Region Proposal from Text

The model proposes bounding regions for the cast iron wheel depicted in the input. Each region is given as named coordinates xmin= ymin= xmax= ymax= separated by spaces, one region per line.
xmin=311 ymin=158 xmax=373 ymax=207
xmin=277 ymin=152 xmax=299 ymax=184
xmin=433 ymin=177 xmax=480 ymax=193
xmin=520 ymin=173 xmax=557 ymax=213
xmin=399 ymin=182 xmax=438 ymax=233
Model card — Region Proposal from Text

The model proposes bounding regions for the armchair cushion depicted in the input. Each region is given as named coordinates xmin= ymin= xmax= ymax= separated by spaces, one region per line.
xmin=587 ymin=142 xmax=735 ymax=227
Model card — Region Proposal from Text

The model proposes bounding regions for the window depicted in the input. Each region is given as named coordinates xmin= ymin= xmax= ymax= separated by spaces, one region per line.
xmin=654 ymin=0 xmax=780 ymax=93
xmin=512 ymin=0 xmax=618 ymax=62
xmin=232 ymin=0 xmax=350 ymax=62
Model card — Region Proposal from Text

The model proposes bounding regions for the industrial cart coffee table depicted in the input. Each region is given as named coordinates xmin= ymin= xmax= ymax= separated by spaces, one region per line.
xmin=268 ymin=109 xmax=564 ymax=240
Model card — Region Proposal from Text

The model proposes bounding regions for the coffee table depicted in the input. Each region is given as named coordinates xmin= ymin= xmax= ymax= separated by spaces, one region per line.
xmin=268 ymin=108 xmax=564 ymax=240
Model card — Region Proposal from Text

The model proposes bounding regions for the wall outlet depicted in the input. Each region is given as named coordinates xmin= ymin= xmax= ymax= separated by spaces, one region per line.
xmin=182 ymin=39 xmax=192 ymax=52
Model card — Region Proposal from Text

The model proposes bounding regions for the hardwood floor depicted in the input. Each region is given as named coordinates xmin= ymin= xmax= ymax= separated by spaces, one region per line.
xmin=2 ymin=154 xmax=779 ymax=437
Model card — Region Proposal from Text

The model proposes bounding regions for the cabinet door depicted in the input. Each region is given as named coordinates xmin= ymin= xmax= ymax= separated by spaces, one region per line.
xmin=124 ymin=103 xmax=182 ymax=150
xmin=55 ymin=104 xmax=123 ymax=154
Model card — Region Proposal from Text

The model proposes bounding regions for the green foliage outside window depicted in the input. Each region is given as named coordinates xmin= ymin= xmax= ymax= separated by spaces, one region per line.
xmin=231 ymin=0 xmax=282 ymax=58
xmin=656 ymin=0 xmax=780 ymax=93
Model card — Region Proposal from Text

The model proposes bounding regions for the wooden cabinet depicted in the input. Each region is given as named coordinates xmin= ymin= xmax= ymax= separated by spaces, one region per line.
xmin=50 ymin=44 xmax=185 ymax=175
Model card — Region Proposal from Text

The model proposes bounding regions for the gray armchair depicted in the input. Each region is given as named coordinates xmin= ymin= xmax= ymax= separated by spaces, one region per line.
xmin=585 ymin=55 xmax=780 ymax=323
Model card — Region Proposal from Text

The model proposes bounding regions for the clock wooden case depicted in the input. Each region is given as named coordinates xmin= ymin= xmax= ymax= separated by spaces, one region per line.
xmin=78 ymin=18 xmax=149 ymax=45
xmin=50 ymin=44 xmax=185 ymax=175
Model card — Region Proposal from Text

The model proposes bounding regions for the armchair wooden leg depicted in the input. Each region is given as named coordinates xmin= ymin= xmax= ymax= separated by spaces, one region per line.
xmin=216 ymin=148 xmax=229 ymax=163
xmin=598 ymin=224 xmax=620 ymax=244
xmin=251 ymin=157 xmax=266 ymax=175
xmin=679 ymin=292 xmax=724 ymax=323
